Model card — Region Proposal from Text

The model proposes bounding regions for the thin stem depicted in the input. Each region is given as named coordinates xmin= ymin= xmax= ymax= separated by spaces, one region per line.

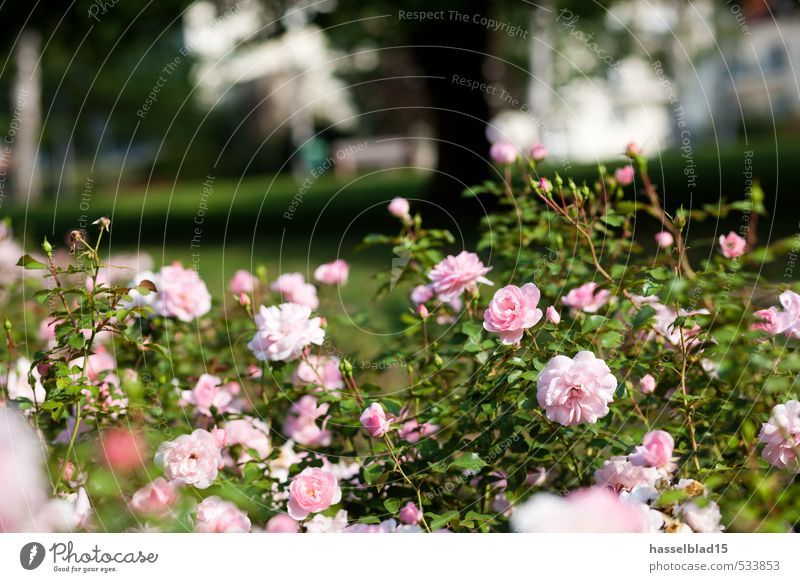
xmin=383 ymin=434 xmax=431 ymax=532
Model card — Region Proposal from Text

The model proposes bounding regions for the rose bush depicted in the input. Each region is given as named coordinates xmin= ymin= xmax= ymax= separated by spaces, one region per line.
xmin=1 ymin=143 xmax=799 ymax=533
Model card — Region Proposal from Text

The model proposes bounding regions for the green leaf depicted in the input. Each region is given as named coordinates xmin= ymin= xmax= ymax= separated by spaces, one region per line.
xmin=16 ymin=254 xmax=47 ymax=270
xmin=448 ymin=452 xmax=487 ymax=473
xmin=427 ymin=510 xmax=459 ymax=530
xmin=632 ymin=305 xmax=657 ymax=329
xmin=363 ymin=463 xmax=384 ymax=485
xmin=582 ymin=315 xmax=608 ymax=333
xmin=383 ymin=498 xmax=401 ymax=514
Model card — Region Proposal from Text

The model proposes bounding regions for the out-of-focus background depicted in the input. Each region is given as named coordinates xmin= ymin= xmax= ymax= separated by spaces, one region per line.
xmin=0 ymin=0 xmax=798 ymax=297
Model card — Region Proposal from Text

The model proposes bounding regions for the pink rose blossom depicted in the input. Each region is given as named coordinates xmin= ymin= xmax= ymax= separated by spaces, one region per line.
xmin=630 ymin=430 xmax=674 ymax=468
xmin=773 ymin=290 xmax=800 ymax=338
xmin=314 ymin=259 xmax=350 ymax=286
xmin=266 ymin=514 xmax=300 ymax=533
xmin=228 ymin=270 xmax=257 ymax=294
xmin=545 ymin=306 xmax=560 ymax=324
xmin=536 ymin=351 xmax=617 ymax=426
xmin=417 ymin=304 xmax=429 ymax=318
xmin=529 ymin=143 xmax=548 ymax=161
xmin=398 ymin=501 xmax=423 ymax=525
xmin=248 ymin=303 xmax=325 ymax=362
xmin=283 ymin=395 xmax=331 ymax=447
xmin=388 ymin=197 xmax=411 ymax=220
xmin=360 ymin=403 xmax=391 ymax=437
xmin=157 ymin=262 xmax=212 ymax=321
xmin=681 ymin=500 xmax=724 ymax=533
xmin=561 ymin=282 xmax=611 ymax=313
xmin=287 ymin=467 xmax=342 ymax=520
xmin=410 ymin=284 xmax=434 ymax=305
xmin=759 ymin=400 xmax=800 ymax=471
xmin=397 ymin=419 xmax=438 ymax=443
xmin=719 ymin=231 xmax=746 ymax=259
xmin=594 ymin=456 xmax=662 ymax=492
xmin=270 ymin=273 xmax=319 ymax=309
xmin=639 ymin=374 xmax=656 ymax=394
xmin=292 ymin=355 xmax=344 ymax=392
xmin=511 ymin=487 xmax=647 ymax=533
xmin=752 ymin=307 xmax=779 ymax=335
xmin=130 ymin=478 xmax=178 ymax=515
xmin=99 ymin=429 xmax=147 ymax=472
xmin=483 ymin=283 xmax=544 ymax=345
xmin=538 ymin=177 xmax=552 ymax=193
xmin=490 ymin=142 xmax=518 ymax=164
xmin=654 ymin=231 xmax=674 ymax=248
xmin=195 ymin=496 xmax=251 ymax=533
xmin=428 ymin=251 xmax=493 ymax=301
xmin=304 ymin=509 xmax=349 ymax=533
xmin=224 ymin=417 xmax=272 ymax=461
xmin=614 ymin=165 xmax=635 ymax=186
xmin=180 ymin=374 xmax=240 ymax=416
xmin=155 ymin=429 xmax=223 ymax=489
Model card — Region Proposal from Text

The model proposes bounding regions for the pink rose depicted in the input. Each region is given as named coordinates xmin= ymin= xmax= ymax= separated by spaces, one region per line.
xmin=283 ymin=395 xmax=331 ymax=446
xmin=545 ymin=306 xmax=560 ymax=324
xmin=293 ymin=355 xmax=344 ymax=392
xmin=561 ymin=282 xmax=611 ymax=313
xmin=529 ymin=143 xmax=548 ymax=161
xmin=360 ymin=403 xmax=391 ymax=437
xmin=719 ymin=231 xmax=746 ymax=259
xmin=99 ymin=429 xmax=147 ymax=472
xmin=752 ymin=307 xmax=779 ymax=335
xmin=614 ymin=165 xmax=634 ymax=186
xmin=639 ymin=374 xmax=656 ymax=394
xmin=388 ymin=197 xmax=411 ymax=220
xmin=538 ymin=177 xmax=552 ymax=193
xmin=131 ymin=478 xmax=178 ymax=515
xmin=410 ymin=284 xmax=434 ymax=305
xmin=774 ymin=290 xmax=800 ymax=338
xmin=158 ymin=262 xmax=213 ymax=321
xmin=228 ymin=270 xmax=257 ymax=294
xmin=224 ymin=417 xmax=272 ymax=461
xmin=248 ymin=303 xmax=325 ymax=362
xmin=482 ymin=283 xmax=544 ymax=345
xmin=266 ymin=514 xmax=300 ymax=533
xmin=397 ymin=419 xmax=438 ymax=443
xmin=155 ymin=429 xmax=223 ymax=489
xmin=314 ymin=259 xmax=350 ymax=286
xmin=654 ymin=231 xmax=674 ymax=248
xmin=759 ymin=400 xmax=800 ymax=471
xmin=428 ymin=251 xmax=493 ymax=301
xmin=489 ymin=142 xmax=518 ymax=164
xmin=195 ymin=496 xmax=251 ymax=533
xmin=287 ymin=467 xmax=342 ymax=520
xmin=681 ymin=500 xmax=723 ymax=533
xmin=630 ymin=430 xmax=674 ymax=468
xmin=398 ymin=501 xmax=423 ymax=525
xmin=180 ymin=374 xmax=240 ymax=416
xmin=270 ymin=273 xmax=319 ymax=309
xmin=594 ymin=456 xmax=661 ymax=492
xmin=536 ymin=351 xmax=617 ymax=426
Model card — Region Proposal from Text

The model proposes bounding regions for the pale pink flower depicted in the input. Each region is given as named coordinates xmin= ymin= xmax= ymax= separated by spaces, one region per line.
xmin=155 ymin=429 xmax=223 ymax=489
xmin=536 ymin=351 xmax=617 ymax=426
xmin=158 ymin=262 xmax=212 ymax=321
xmin=759 ymin=400 xmax=800 ymax=471
xmin=180 ymin=374 xmax=241 ymax=416
xmin=490 ymin=142 xmax=518 ymax=164
xmin=99 ymin=429 xmax=146 ymax=472
xmin=397 ymin=419 xmax=438 ymax=444
xmin=681 ymin=500 xmax=724 ymax=533
xmin=417 ymin=304 xmax=429 ymax=318
xmin=654 ymin=231 xmax=674 ymax=248
xmin=626 ymin=142 xmax=641 ymax=157
xmin=719 ymin=231 xmax=746 ymax=259
xmin=266 ymin=514 xmax=300 ymax=533
xmin=428 ymin=251 xmax=493 ymax=301
xmin=630 ymin=430 xmax=674 ymax=469
xmin=639 ymin=374 xmax=656 ymax=395
xmin=270 ymin=273 xmax=319 ymax=309
xmin=483 ymin=283 xmax=543 ymax=344
xmin=292 ymin=355 xmax=344 ymax=392
xmin=752 ymin=307 xmax=779 ymax=335
xmin=410 ymin=284 xmax=434 ymax=305
xmin=773 ymin=290 xmax=800 ymax=338
xmin=287 ymin=467 xmax=342 ymax=520
xmin=314 ymin=259 xmax=349 ymax=286
xmin=399 ymin=501 xmax=423 ymax=525
xmin=511 ymin=487 xmax=647 ymax=533
xmin=545 ymin=306 xmax=560 ymax=324
xmin=561 ymin=282 xmax=611 ymax=313
xmin=614 ymin=165 xmax=634 ymax=186
xmin=304 ymin=509 xmax=349 ymax=533
xmin=360 ymin=403 xmax=391 ymax=437
xmin=228 ymin=270 xmax=257 ymax=294
xmin=594 ymin=456 xmax=662 ymax=492
xmin=131 ymin=478 xmax=178 ymax=515
xmin=388 ymin=197 xmax=410 ymax=220
xmin=195 ymin=496 xmax=251 ymax=533
xmin=283 ymin=395 xmax=331 ymax=447
xmin=3 ymin=357 xmax=46 ymax=403
xmin=224 ymin=417 xmax=272 ymax=462
xmin=530 ymin=143 xmax=548 ymax=161
xmin=538 ymin=177 xmax=552 ymax=193
xmin=248 ymin=303 xmax=325 ymax=362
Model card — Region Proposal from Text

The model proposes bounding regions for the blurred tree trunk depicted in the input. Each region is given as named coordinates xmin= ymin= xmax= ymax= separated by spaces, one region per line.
xmin=12 ymin=29 xmax=42 ymax=204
